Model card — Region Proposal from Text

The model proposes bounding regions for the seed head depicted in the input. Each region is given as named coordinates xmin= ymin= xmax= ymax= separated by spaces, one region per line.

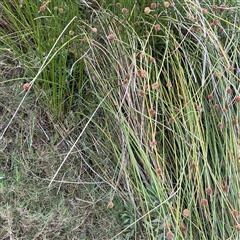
xmin=92 ymin=28 xmax=97 ymax=33
xmin=150 ymin=57 xmax=155 ymax=63
xmin=23 ymin=83 xmax=30 ymax=91
xmin=236 ymin=224 xmax=240 ymax=232
xmin=151 ymin=3 xmax=157 ymax=9
xmin=235 ymin=96 xmax=240 ymax=103
xmin=144 ymin=85 xmax=149 ymax=91
xmin=169 ymin=117 xmax=175 ymax=123
xmin=212 ymin=5 xmax=217 ymax=11
xmin=196 ymin=105 xmax=202 ymax=112
xmin=200 ymin=199 xmax=208 ymax=207
xmin=218 ymin=122 xmax=223 ymax=131
xmin=139 ymin=52 xmax=145 ymax=58
xmin=150 ymin=141 xmax=157 ymax=148
xmin=222 ymin=184 xmax=229 ymax=192
xmin=122 ymin=8 xmax=129 ymax=14
xmin=39 ymin=5 xmax=46 ymax=12
xmin=216 ymin=72 xmax=222 ymax=78
xmin=144 ymin=7 xmax=151 ymax=14
xmin=231 ymin=210 xmax=238 ymax=216
xmin=149 ymin=109 xmax=156 ymax=115
xmin=190 ymin=163 xmax=196 ymax=169
xmin=166 ymin=82 xmax=172 ymax=88
xmin=232 ymin=119 xmax=237 ymax=125
xmin=58 ymin=8 xmax=63 ymax=13
xmin=183 ymin=209 xmax=189 ymax=217
xmin=164 ymin=2 xmax=170 ymax=8
xmin=219 ymin=4 xmax=226 ymax=12
xmin=201 ymin=8 xmax=208 ymax=14
xmin=186 ymin=13 xmax=193 ymax=19
xmin=69 ymin=30 xmax=74 ymax=35
xmin=107 ymin=34 xmax=115 ymax=41
xmin=116 ymin=2 xmax=120 ymax=7
xmin=155 ymin=24 xmax=161 ymax=31
xmin=222 ymin=108 xmax=227 ymax=114
xmin=226 ymin=87 xmax=232 ymax=94
xmin=208 ymin=94 xmax=213 ymax=101
xmin=166 ymin=231 xmax=174 ymax=239
xmin=107 ymin=202 xmax=114 ymax=209
xmin=140 ymin=70 xmax=147 ymax=78
xmin=139 ymin=90 xmax=144 ymax=96
xmin=152 ymin=83 xmax=158 ymax=89
xmin=205 ymin=187 xmax=213 ymax=196
xmin=180 ymin=225 xmax=187 ymax=233
xmin=156 ymin=168 xmax=162 ymax=175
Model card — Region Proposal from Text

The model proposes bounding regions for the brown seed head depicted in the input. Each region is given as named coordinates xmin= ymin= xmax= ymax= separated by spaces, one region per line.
xmin=235 ymin=96 xmax=240 ymax=103
xmin=169 ymin=117 xmax=175 ymax=123
xmin=219 ymin=4 xmax=226 ymax=12
xmin=69 ymin=30 xmax=74 ymax=35
xmin=196 ymin=105 xmax=202 ymax=112
xmin=149 ymin=109 xmax=156 ymax=115
xmin=122 ymin=8 xmax=129 ymax=14
xmin=222 ymin=108 xmax=227 ymax=114
xmin=212 ymin=5 xmax=217 ymax=11
xmin=180 ymin=225 xmax=187 ymax=233
xmin=144 ymin=7 xmax=151 ymax=14
xmin=23 ymin=83 xmax=30 ymax=91
xmin=222 ymin=184 xmax=229 ymax=192
xmin=232 ymin=118 xmax=237 ymax=125
xmin=183 ymin=209 xmax=189 ymax=217
xmin=208 ymin=94 xmax=213 ymax=101
xmin=140 ymin=52 xmax=145 ymax=58
xmin=156 ymin=168 xmax=162 ymax=175
xmin=218 ymin=122 xmax=223 ymax=131
xmin=231 ymin=210 xmax=238 ymax=217
xmin=155 ymin=24 xmax=161 ymax=31
xmin=144 ymin=85 xmax=149 ymax=91
xmin=107 ymin=34 xmax=115 ymax=41
xmin=226 ymin=88 xmax=232 ymax=94
xmin=151 ymin=3 xmax=157 ymax=9
xmin=236 ymin=224 xmax=240 ymax=232
xmin=200 ymin=199 xmax=208 ymax=207
xmin=39 ymin=5 xmax=46 ymax=12
xmin=150 ymin=57 xmax=156 ymax=63
xmin=205 ymin=187 xmax=213 ymax=196
xmin=166 ymin=231 xmax=174 ymax=239
xmin=139 ymin=90 xmax=144 ymax=96
xmin=164 ymin=2 xmax=170 ymax=8
xmin=216 ymin=72 xmax=222 ymax=78
xmin=152 ymin=83 xmax=158 ymax=89
xmin=190 ymin=163 xmax=196 ymax=169
xmin=150 ymin=141 xmax=157 ymax=148
xmin=140 ymin=70 xmax=147 ymax=78
xmin=125 ymin=73 xmax=130 ymax=79
xmin=107 ymin=202 xmax=114 ymax=208
xmin=166 ymin=82 xmax=172 ymax=88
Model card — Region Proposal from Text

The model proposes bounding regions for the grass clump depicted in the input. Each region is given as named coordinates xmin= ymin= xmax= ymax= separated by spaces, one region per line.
xmin=1 ymin=0 xmax=240 ymax=239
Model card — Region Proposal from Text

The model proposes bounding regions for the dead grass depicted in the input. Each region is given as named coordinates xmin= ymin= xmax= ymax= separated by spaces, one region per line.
xmin=0 ymin=52 xmax=125 ymax=239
